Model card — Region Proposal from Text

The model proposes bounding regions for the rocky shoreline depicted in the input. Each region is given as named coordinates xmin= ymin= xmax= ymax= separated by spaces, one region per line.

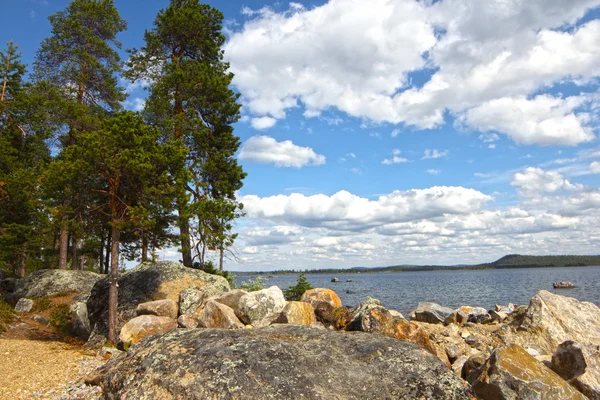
xmin=1 ymin=262 xmax=599 ymax=399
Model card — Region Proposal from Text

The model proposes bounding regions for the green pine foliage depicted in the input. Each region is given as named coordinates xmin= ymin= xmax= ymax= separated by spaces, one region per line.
xmin=286 ymin=274 xmax=313 ymax=301
xmin=240 ymin=277 xmax=266 ymax=292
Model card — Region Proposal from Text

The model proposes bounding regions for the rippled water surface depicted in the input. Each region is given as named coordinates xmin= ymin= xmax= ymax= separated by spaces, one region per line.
xmin=236 ymin=266 xmax=600 ymax=316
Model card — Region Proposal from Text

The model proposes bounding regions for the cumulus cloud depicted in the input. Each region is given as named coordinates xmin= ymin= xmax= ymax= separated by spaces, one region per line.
xmin=459 ymin=95 xmax=594 ymax=146
xmin=427 ymin=169 xmax=441 ymax=175
xmin=239 ymin=135 xmax=326 ymax=167
xmin=251 ymin=116 xmax=277 ymax=130
xmin=512 ymin=167 xmax=583 ymax=197
xmin=382 ymin=149 xmax=409 ymax=165
xmin=225 ymin=0 xmax=600 ymax=142
xmin=423 ymin=149 xmax=449 ymax=159
xmin=591 ymin=161 xmax=600 ymax=174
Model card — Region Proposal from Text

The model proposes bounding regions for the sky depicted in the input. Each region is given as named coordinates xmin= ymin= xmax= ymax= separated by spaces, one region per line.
xmin=3 ymin=0 xmax=600 ymax=271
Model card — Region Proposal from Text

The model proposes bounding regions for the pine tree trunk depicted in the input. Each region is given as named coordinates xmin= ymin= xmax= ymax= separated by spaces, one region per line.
xmin=107 ymin=181 xmax=120 ymax=345
xmin=178 ymin=204 xmax=192 ymax=267
xmin=18 ymin=252 xmax=26 ymax=278
xmin=104 ymin=234 xmax=111 ymax=275
xmin=141 ymin=229 xmax=148 ymax=262
xmin=79 ymin=255 xmax=85 ymax=270
xmin=71 ymin=234 xmax=78 ymax=270
xmin=58 ymin=223 xmax=69 ymax=270
xmin=99 ymin=235 xmax=104 ymax=272
xmin=219 ymin=248 xmax=223 ymax=272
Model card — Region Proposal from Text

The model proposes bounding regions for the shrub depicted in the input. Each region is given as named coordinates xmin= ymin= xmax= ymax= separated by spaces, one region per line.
xmin=240 ymin=276 xmax=265 ymax=292
xmin=33 ymin=297 xmax=52 ymax=312
xmin=50 ymin=303 xmax=73 ymax=335
xmin=286 ymin=273 xmax=313 ymax=301
xmin=0 ymin=299 xmax=16 ymax=332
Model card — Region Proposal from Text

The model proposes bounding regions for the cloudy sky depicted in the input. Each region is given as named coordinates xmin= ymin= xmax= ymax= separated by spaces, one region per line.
xmin=4 ymin=0 xmax=600 ymax=270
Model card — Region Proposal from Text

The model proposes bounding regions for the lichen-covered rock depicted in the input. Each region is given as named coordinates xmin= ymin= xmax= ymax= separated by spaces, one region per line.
xmin=411 ymin=302 xmax=454 ymax=324
xmin=70 ymin=301 xmax=91 ymax=340
xmin=212 ymin=289 xmax=248 ymax=312
xmin=551 ymin=340 xmax=600 ymax=399
xmin=119 ymin=315 xmax=177 ymax=345
xmin=87 ymin=262 xmax=229 ymax=339
xmin=136 ymin=299 xmax=178 ymax=319
xmin=469 ymin=344 xmax=587 ymax=400
xmin=178 ymin=285 xmax=227 ymax=316
xmin=518 ymin=290 xmax=600 ymax=354
xmin=444 ymin=309 xmax=469 ymax=326
xmin=7 ymin=269 xmax=102 ymax=305
xmin=177 ymin=314 xmax=200 ymax=329
xmin=101 ymin=325 xmax=474 ymax=400
xmin=300 ymin=288 xmax=342 ymax=316
xmin=0 ymin=277 xmax=17 ymax=293
xmin=14 ymin=298 xmax=33 ymax=313
xmin=236 ymin=286 xmax=286 ymax=328
xmin=198 ymin=300 xmax=244 ymax=329
xmin=459 ymin=306 xmax=492 ymax=324
xmin=275 ymin=301 xmax=316 ymax=325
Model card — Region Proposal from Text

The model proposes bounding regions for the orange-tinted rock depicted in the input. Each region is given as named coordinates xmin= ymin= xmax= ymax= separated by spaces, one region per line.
xmin=136 ymin=299 xmax=178 ymax=319
xmin=275 ymin=301 xmax=317 ymax=325
xmin=119 ymin=315 xmax=177 ymax=345
xmin=198 ymin=300 xmax=244 ymax=330
xmin=301 ymin=288 xmax=342 ymax=310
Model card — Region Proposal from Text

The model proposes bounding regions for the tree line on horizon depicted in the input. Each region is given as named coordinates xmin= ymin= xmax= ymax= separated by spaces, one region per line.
xmin=0 ymin=0 xmax=244 ymax=321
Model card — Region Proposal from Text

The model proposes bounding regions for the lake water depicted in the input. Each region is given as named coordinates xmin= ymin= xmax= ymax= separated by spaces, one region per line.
xmin=235 ymin=266 xmax=600 ymax=316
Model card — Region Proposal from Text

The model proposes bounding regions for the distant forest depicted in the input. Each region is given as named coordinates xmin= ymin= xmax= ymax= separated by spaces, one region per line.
xmin=246 ymin=254 xmax=600 ymax=275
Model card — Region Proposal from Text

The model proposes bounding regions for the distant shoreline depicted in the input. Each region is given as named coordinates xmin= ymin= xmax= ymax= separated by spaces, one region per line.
xmin=231 ymin=254 xmax=600 ymax=275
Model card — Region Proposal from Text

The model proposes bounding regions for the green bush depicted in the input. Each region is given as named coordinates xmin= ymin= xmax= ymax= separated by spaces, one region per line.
xmin=240 ymin=276 xmax=265 ymax=292
xmin=50 ymin=303 xmax=73 ymax=335
xmin=33 ymin=297 xmax=52 ymax=312
xmin=0 ymin=299 xmax=16 ymax=332
xmin=286 ymin=273 xmax=313 ymax=301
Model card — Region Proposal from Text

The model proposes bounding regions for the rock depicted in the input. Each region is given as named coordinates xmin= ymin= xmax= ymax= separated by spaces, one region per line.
xmin=452 ymin=355 xmax=470 ymax=377
xmin=136 ymin=299 xmax=178 ymax=319
xmin=0 ymin=270 xmax=7 ymax=280
xmin=70 ymin=301 xmax=92 ymax=340
xmin=177 ymin=314 xmax=200 ymax=329
xmin=345 ymin=279 xmax=352 ymax=282
xmin=101 ymin=325 xmax=474 ymax=399
xmin=87 ymin=261 xmax=229 ymax=339
xmin=236 ymin=286 xmax=286 ymax=328
xmin=275 ymin=301 xmax=316 ymax=325
xmin=301 ymin=288 xmax=343 ymax=320
xmin=178 ymin=285 xmax=227 ymax=316
xmin=411 ymin=302 xmax=454 ymax=324
xmin=496 ymin=304 xmax=515 ymax=314
xmin=346 ymin=298 xmax=447 ymax=365
xmin=444 ymin=310 xmax=469 ymax=326
xmin=331 ymin=277 xmax=340 ymax=282
xmin=459 ymin=306 xmax=491 ymax=324
xmin=469 ymin=344 xmax=587 ymax=400
xmin=0 ymin=277 xmax=17 ymax=293
xmin=388 ymin=309 xmax=405 ymax=319
xmin=445 ymin=344 xmax=462 ymax=362
xmin=6 ymin=270 xmax=102 ymax=306
xmin=462 ymin=352 xmax=487 ymax=380
xmin=551 ymin=340 xmax=600 ymax=399
xmin=490 ymin=310 xmax=508 ymax=322
xmin=212 ymin=289 xmax=248 ymax=311
xmin=198 ymin=300 xmax=244 ymax=330
xmin=14 ymin=298 xmax=33 ymax=313
xmin=518 ymin=290 xmax=600 ymax=354
xmin=32 ymin=315 xmax=49 ymax=325
xmin=553 ymin=281 xmax=575 ymax=289
xmin=119 ymin=315 xmax=177 ymax=345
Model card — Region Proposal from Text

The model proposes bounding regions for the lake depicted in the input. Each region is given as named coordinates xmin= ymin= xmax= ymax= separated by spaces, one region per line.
xmin=235 ymin=266 xmax=600 ymax=316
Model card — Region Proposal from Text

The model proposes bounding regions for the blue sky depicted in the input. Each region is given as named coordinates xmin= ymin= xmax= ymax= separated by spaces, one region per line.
xmin=3 ymin=0 xmax=600 ymax=270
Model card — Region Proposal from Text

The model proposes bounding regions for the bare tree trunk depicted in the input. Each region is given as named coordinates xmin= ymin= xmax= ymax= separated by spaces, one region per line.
xmin=58 ymin=222 xmax=69 ymax=270
xmin=79 ymin=255 xmax=85 ymax=271
xmin=219 ymin=248 xmax=223 ymax=272
xmin=107 ymin=181 xmax=120 ymax=345
xmin=179 ymin=205 xmax=192 ymax=267
xmin=141 ymin=228 xmax=148 ymax=262
xmin=71 ymin=234 xmax=78 ymax=270
xmin=104 ymin=234 xmax=111 ymax=275
xmin=18 ymin=252 xmax=26 ymax=278
xmin=99 ymin=235 xmax=104 ymax=272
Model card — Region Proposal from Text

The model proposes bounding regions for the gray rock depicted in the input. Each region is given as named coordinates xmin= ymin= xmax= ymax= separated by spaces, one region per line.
xmin=469 ymin=344 xmax=587 ymax=400
xmin=136 ymin=299 xmax=178 ymax=319
xmin=0 ymin=277 xmax=17 ymax=293
xmin=178 ymin=285 xmax=226 ymax=316
xmin=466 ymin=307 xmax=492 ymax=324
xmin=100 ymin=325 xmax=474 ymax=400
xmin=551 ymin=340 xmax=600 ymax=399
xmin=32 ymin=315 xmax=49 ymax=325
xmin=490 ymin=310 xmax=508 ymax=322
xmin=444 ymin=310 xmax=469 ymax=326
xmin=87 ymin=262 xmax=229 ymax=340
xmin=14 ymin=298 xmax=34 ymax=313
xmin=236 ymin=286 xmax=286 ymax=327
xmin=70 ymin=301 xmax=92 ymax=340
xmin=411 ymin=302 xmax=454 ymax=324
xmin=7 ymin=269 xmax=102 ymax=305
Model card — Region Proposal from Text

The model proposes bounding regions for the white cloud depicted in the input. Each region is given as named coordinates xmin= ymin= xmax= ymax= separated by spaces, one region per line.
xmin=382 ymin=149 xmax=409 ymax=165
xmin=426 ymin=169 xmax=441 ymax=175
xmin=123 ymin=97 xmax=146 ymax=112
xmin=591 ymin=161 xmax=600 ymax=174
xmin=479 ymin=133 xmax=499 ymax=143
xmin=459 ymin=95 xmax=594 ymax=146
xmin=251 ymin=116 xmax=277 ymax=130
xmin=239 ymin=135 xmax=326 ymax=167
xmin=391 ymin=129 xmax=400 ymax=137
xmin=512 ymin=167 xmax=583 ymax=197
xmin=422 ymin=148 xmax=448 ymax=159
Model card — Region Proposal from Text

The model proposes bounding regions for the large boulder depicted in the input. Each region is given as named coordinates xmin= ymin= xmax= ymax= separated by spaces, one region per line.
xmin=7 ymin=269 xmax=102 ymax=304
xmin=70 ymin=301 xmax=92 ymax=340
xmin=87 ymin=262 xmax=229 ymax=338
xmin=198 ymin=300 xmax=244 ymax=330
xmin=0 ymin=277 xmax=17 ymax=293
xmin=517 ymin=290 xmax=600 ymax=354
xmin=551 ymin=340 xmax=600 ymax=399
xmin=236 ymin=286 xmax=286 ymax=327
xmin=411 ymin=302 xmax=454 ymax=324
xmin=136 ymin=299 xmax=178 ymax=319
xmin=100 ymin=325 xmax=474 ymax=399
xmin=178 ymin=285 xmax=226 ymax=316
xmin=119 ymin=315 xmax=177 ymax=346
xmin=469 ymin=344 xmax=587 ymax=400
xmin=212 ymin=289 xmax=248 ymax=311
xmin=274 ymin=301 xmax=317 ymax=325
xmin=300 ymin=288 xmax=342 ymax=318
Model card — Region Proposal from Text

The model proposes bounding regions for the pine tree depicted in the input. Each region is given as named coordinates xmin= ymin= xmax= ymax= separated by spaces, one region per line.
xmin=33 ymin=0 xmax=127 ymax=270
xmin=125 ymin=0 xmax=245 ymax=268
